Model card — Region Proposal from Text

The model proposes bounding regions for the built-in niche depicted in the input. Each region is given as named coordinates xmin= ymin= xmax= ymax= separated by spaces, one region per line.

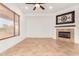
xmin=0 ymin=3 xmax=20 ymax=40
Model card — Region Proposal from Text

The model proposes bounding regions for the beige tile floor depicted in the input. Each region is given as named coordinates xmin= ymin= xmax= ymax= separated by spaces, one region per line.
xmin=0 ymin=38 xmax=79 ymax=56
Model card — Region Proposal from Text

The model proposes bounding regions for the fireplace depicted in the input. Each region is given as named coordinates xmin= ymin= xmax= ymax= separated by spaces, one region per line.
xmin=58 ymin=32 xmax=70 ymax=39
xmin=56 ymin=29 xmax=74 ymax=42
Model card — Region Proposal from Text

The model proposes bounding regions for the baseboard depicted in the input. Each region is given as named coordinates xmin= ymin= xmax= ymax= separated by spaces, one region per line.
xmin=75 ymin=41 xmax=79 ymax=44
xmin=26 ymin=36 xmax=53 ymax=39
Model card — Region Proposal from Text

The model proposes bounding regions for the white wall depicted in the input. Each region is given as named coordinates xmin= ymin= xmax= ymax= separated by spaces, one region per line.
xmin=26 ymin=16 xmax=54 ymax=38
xmin=52 ymin=5 xmax=79 ymax=44
xmin=0 ymin=3 xmax=27 ymax=53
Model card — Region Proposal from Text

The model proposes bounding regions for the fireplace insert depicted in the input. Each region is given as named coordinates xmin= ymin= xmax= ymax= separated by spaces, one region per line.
xmin=58 ymin=32 xmax=70 ymax=39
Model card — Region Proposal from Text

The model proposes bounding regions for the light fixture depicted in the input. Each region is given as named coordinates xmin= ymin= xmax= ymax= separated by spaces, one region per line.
xmin=35 ymin=4 xmax=40 ymax=8
xmin=49 ymin=6 xmax=53 ymax=10
xmin=25 ymin=6 xmax=28 ymax=10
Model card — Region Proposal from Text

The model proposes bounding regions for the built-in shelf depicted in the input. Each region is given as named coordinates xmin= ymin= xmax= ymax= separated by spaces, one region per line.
xmin=55 ymin=25 xmax=76 ymax=28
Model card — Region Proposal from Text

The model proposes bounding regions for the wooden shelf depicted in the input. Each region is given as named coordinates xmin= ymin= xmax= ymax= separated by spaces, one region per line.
xmin=55 ymin=25 xmax=76 ymax=28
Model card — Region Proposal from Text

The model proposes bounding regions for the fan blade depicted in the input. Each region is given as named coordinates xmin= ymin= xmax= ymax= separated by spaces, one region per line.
xmin=40 ymin=5 xmax=45 ymax=10
xmin=33 ymin=7 xmax=36 ymax=10
xmin=25 ymin=3 xmax=44 ymax=4
xmin=25 ymin=3 xmax=36 ymax=4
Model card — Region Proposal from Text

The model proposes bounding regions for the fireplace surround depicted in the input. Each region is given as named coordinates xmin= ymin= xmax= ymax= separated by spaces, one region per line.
xmin=56 ymin=29 xmax=74 ymax=42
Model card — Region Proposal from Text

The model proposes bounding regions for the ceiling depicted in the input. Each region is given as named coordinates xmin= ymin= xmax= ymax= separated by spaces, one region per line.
xmin=6 ymin=3 xmax=79 ymax=16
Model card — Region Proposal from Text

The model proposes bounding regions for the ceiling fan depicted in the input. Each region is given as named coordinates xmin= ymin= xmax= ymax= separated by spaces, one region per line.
xmin=25 ymin=3 xmax=45 ymax=10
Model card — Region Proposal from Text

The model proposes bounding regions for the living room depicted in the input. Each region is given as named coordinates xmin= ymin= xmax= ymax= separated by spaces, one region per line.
xmin=0 ymin=1 xmax=79 ymax=56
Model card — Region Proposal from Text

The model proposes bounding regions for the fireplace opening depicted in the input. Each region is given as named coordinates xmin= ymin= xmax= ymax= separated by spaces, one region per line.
xmin=58 ymin=32 xmax=70 ymax=39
